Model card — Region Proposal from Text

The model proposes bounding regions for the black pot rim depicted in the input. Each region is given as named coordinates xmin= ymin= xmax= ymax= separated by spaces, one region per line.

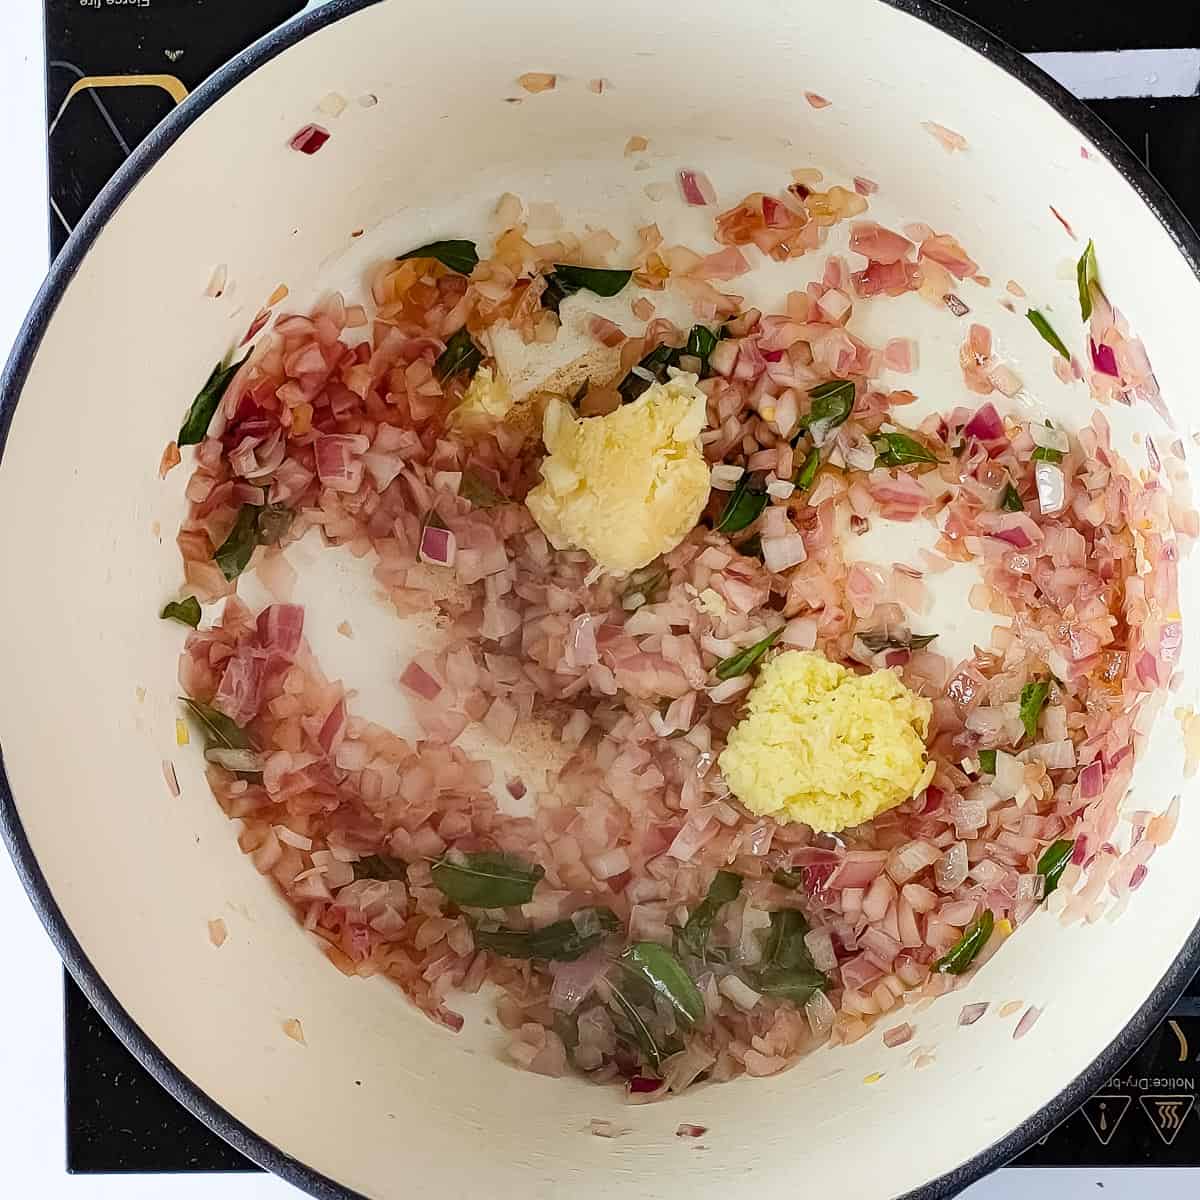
xmin=2 ymin=2 xmax=1197 ymax=1197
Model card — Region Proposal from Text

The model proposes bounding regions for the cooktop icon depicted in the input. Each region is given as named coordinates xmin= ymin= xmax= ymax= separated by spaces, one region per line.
xmin=1081 ymin=1094 xmax=1132 ymax=1146
xmin=1139 ymin=1095 xmax=1196 ymax=1146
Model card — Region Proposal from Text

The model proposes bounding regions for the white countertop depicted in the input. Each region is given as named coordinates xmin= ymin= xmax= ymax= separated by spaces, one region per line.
xmin=0 ymin=4 xmax=1195 ymax=1196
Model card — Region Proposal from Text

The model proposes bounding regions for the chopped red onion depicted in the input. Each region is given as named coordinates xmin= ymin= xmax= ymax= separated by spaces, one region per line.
xmin=761 ymin=533 xmax=808 ymax=572
xmin=1030 ymin=422 xmax=1069 ymax=453
xmin=1013 ymin=1006 xmax=1043 ymax=1040
xmin=886 ymin=840 xmax=942 ymax=885
xmin=782 ymin=616 xmax=818 ymax=650
xmin=1078 ymin=760 xmax=1104 ymax=799
xmin=1027 ymin=739 xmax=1076 ymax=770
xmin=1090 ymin=338 xmax=1119 ymax=376
xmin=804 ymin=928 xmax=838 ymax=973
xmin=709 ymin=339 xmax=739 ymax=377
xmin=676 ymin=1124 xmax=707 ymax=1139
xmin=1016 ymin=873 xmax=1046 ymax=903
xmin=1035 ymin=461 xmax=1066 ymax=515
xmin=805 ymin=989 xmax=837 ymax=1035
xmin=290 ymin=124 xmax=330 ymax=154
xmin=935 ymin=841 xmax=969 ymax=891
xmin=400 ymin=661 xmax=442 ymax=701
xmin=627 ymin=1076 xmax=664 ymax=1095
xmin=710 ymin=463 xmax=745 ymax=490
xmin=678 ymin=169 xmax=716 ymax=206
xmin=718 ymin=974 xmax=762 ymax=1011
xmin=419 ymin=524 xmax=457 ymax=566
xmin=883 ymin=1022 xmax=914 ymax=1048
xmin=550 ymin=950 xmax=610 ymax=1014
xmin=958 ymin=1002 xmax=989 ymax=1026
xmin=962 ymin=402 xmax=1004 ymax=441
xmin=986 ymin=363 xmax=1022 ymax=397
xmin=992 ymin=750 xmax=1024 ymax=800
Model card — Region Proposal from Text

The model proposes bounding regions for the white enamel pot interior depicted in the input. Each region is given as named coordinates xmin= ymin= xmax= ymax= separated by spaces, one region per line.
xmin=2 ymin=1 xmax=1198 ymax=1197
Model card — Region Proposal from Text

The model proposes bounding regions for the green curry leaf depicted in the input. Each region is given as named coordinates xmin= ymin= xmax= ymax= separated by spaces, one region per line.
xmin=1000 ymin=482 xmax=1024 ymax=511
xmin=430 ymin=852 xmax=545 ymax=907
xmin=179 ymin=698 xmax=256 ymax=752
xmin=1077 ymin=239 xmax=1099 ymax=323
xmin=714 ymin=472 xmax=768 ymax=534
xmin=1026 ymin=309 xmax=1071 ymax=360
xmin=934 ymin=909 xmax=994 ymax=974
xmin=793 ymin=446 xmax=821 ymax=491
xmin=474 ymin=907 xmax=621 ymax=961
xmin=213 ymin=505 xmax=261 ymax=582
xmin=396 ymin=239 xmax=479 ymax=275
xmin=870 ymin=431 xmax=941 ymax=467
xmin=160 ymin=597 xmax=201 ymax=628
xmin=353 ymin=855 xmax=409 ymax=882
xmin=618 ymin=942 xmax=705 ymax=1028
xmin=676 ymin=871 xmax=742 ymax=960
xmin=1019 ymin=678 xmax=1051 ymax=741
xmin=714 ymin=627 xmax=782 ymax=681
xmin=434 ymin=327 xmax=483 ymax=382
xmin=177 ymin=353 xmax=247 ymax=447
xmin=1036 ymin=838 xmax=1075 ymax=899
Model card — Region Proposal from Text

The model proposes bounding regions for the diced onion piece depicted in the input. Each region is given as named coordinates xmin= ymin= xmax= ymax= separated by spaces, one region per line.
xmin=949 ymin=795 xmax=986 ymax=833
xmin=289 ymin=124 xmax=330 ymax=154
xmin=708 ymin=675 xmax=753 ymax=704
xmin=400 ymin=661 xmax=442 ymax=701
xmin=767 ymin=478 xmax=795 ymax=500
xmin=719 ymin=974 xmax=762 ymax=1011
xmin=1013 ymin=1006 xmax=1042 ymax=1040
xmin=959 ymin=1002 xmax=988 ymax=1026
xmin=1016 ymin=874 xmax=1046 ymax=903
xmin=805 ymin=989 xmax=837 ymax=1035
xmin=710 ymin=464 xmax=745 ymax=491
xmin=962 ymin=402 xmax=1004 ymax=441
xmin=883 ymin=1022 xmax=914 ymax=1048
xmin=886 ymin=839 xmax=941 ymax=885
xmin=678 ymin=169 xmax=717 ymax=206
xmin=419 ymin=524 xmax=457 ymax=566
xmin=1035 ymin=462 xmax=1066 ymax=515
xmin=588 ymin=848 xmax=631 ymax=879
xmin=804 ymin=928 xmax=838 ymax=973
xmin=550 ymin=950 xmax=609 ymax=1014
xmin=935 ymin=841 xmax=969 ymax=892
xmin=992 ymin=750 xmax=1024 ymax=800
xmin=1030 ymin=422 xmax=1069 ymax=452
xmin=274 ymin=825 xmax=313 ymax=851
xmin=782 ymin=616 xmax=818 ymax=650
xmin=1027 ymin=740 xmax=1076 ymax=770
xmin=1078 ymin=760 xmax=1103 ymax=799
xmin=761 ymin=534 xmax=807 ymax=573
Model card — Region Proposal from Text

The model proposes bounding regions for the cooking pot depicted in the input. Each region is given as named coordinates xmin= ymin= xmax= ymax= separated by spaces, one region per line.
xmin=1 ymin=1 xmax=1197 ymax=1197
